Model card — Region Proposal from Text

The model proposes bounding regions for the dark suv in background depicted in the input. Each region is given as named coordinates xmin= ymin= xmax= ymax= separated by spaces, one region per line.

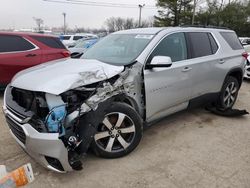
xmin=0 ymin=32 xmax=70 ymax=86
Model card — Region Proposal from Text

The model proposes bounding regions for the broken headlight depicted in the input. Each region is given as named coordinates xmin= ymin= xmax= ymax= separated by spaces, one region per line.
xmin=61 ymin=88 xmax=96 ymax=114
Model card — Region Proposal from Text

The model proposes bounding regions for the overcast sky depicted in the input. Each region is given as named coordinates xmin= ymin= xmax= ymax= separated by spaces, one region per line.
xmin=0 ymin=0 xmax=158 ymax=30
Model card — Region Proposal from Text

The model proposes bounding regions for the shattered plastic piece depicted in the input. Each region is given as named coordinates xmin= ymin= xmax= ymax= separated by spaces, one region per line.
xmin=205 ymin=106 xmax=249 ymax=117
xmin=0 ymin=163 xmax=34 ymax=187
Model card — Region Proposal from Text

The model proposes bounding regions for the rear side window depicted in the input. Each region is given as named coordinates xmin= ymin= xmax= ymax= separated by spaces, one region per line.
xmin=0 ymin=35 xmax=35 ymax=53
xmin=31 ymin=36 xmax=66 ymax=49
xmin=73 ymin=36 xmax=83 ymax=41
xmin=208 ymin=34 xmax=218 ymax=54
xmin=220 ymin=32 xmax=243 ymax=50
xmin=187 ymin=32 xmax=213 ymax=58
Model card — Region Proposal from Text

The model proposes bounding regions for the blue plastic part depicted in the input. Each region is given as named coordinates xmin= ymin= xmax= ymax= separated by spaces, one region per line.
xmin=45 ymin=105 xmax=66 ymax=135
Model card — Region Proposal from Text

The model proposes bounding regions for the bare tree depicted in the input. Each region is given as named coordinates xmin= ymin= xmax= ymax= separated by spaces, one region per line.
xmin=124 ymin=18 xmax=135 ymax=29
xmin=33 ymin=17 xmax=44 ymax=32
xmin=105 ymin=17 xmax=155 ymax=32
xmin=105 ymin=17 xmax=117 ymax=32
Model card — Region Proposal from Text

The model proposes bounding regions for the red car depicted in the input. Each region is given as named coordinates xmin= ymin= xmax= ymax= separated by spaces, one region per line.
xmin=0 ymin=32 xmax=70 ymax=86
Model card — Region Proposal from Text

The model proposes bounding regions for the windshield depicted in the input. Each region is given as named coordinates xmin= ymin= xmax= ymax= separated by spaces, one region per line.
xmin=75 ymin=39 xmax=98 ymax=48
xmin=81 ymin=34 xmax=154 ymax=65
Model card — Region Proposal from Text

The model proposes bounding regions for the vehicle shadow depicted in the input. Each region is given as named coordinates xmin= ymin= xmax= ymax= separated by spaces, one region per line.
xmin=243 ymin=78 xmax=250 ymax=83
xmin=0 ymin=90 xmax=4 ymax=98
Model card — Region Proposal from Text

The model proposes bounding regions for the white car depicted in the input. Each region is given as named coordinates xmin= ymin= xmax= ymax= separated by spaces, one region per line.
xmin=239 ymin=37 xmax=250 ymax=45
xmin=61 ymin=33 xmax=98 ymax=47
xmin=243 ymin=45 xmax=250 ymax=79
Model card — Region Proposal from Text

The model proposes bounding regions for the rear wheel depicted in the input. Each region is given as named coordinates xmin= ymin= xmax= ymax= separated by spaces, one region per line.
xmin=91 ymin=102 xmax=143 ymax=158
xmin=218 ymin=76 xmax=239 ymax=109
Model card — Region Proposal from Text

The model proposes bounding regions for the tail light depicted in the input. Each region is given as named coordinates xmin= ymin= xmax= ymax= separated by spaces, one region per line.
xmin=61 ymin=51 xmax=70 ymax=57
xmin=242 ymin=52 xmax=249 ymax=60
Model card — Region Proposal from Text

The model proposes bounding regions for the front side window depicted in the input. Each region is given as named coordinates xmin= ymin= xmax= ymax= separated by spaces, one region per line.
xmin=0 ymin=35 xmax=35 ymax=53
xmin=82 ymin=34 xmax=154 ymax=65
xmin=148 ymin=32 xmax=187 ymax=63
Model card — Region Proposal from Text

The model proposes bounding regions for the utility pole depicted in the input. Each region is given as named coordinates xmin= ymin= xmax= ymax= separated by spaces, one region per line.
xmin=192 ymin=0 xmax=197 ymax=25
xmin=138 ymin=4 xmax=145 ymax=28
xmin=62 ymin=12 xmax=66 ymax=34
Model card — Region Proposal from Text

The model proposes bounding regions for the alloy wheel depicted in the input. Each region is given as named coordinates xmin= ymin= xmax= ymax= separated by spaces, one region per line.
xmin=94 ymin=112 xmax=136 ymax=153
xmin=223 ymin=82 xmax=238 ymax=108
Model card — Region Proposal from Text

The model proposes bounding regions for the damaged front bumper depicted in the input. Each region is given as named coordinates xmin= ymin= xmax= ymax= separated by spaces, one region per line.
xmin=3 ymin=98 xmax=73 ymax=173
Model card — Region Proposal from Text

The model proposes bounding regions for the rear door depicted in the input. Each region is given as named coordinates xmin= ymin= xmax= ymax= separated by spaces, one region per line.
xmin=144 ymin=32 xmax=193 ymax=122
xmin=0 ymin=35 xmax=41 ymax=84
xmin=185 ymin=32 xmax=219 ymax=98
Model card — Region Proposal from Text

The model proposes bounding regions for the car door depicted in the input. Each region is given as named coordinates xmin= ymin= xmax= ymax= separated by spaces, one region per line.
xmin=143 ymin=32 xmax=193 ymax=122
xmin=0 ymin=35 xmax=41 ymax=84
xmin=184 ymin=32 xmax=219 ymax=98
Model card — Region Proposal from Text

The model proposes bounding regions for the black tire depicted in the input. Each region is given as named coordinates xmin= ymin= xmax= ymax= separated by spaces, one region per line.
xmin=218 ymin=76 xmax=239 ymax=110
xmin=91 ymin=102 xmax=143 ymax=158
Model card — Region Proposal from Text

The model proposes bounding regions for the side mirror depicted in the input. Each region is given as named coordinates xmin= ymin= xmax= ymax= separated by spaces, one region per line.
xmin=146 ymin=56 xmax=172 ymax=69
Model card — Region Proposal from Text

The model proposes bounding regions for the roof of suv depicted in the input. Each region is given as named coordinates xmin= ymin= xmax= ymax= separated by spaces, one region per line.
xmin=115 ymin=27 xmax=233 ymax=35
xmin=0 ymin=31 xmax=56 ymax=38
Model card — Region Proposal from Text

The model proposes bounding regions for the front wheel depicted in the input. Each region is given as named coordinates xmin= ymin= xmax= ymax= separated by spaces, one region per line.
xmin=91 ymin=102 xmax=143 ymax=158
xmin=218 ymin=76 xmax=239 ymax=110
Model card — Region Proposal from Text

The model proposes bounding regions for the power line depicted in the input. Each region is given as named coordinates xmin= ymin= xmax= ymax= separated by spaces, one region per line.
xmin=67 ymin=0 xmax=156 ymax=8
xmin=43 ymin=0 xmax=157 ymax=9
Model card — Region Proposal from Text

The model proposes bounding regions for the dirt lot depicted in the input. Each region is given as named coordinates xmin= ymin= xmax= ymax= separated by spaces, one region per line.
xmin=0 ymin=82 xmax=250 ymax=188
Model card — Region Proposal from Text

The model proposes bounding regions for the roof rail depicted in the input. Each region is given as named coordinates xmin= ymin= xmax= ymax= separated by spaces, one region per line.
xmin=180 ymin=25 xmax=230 ymax=30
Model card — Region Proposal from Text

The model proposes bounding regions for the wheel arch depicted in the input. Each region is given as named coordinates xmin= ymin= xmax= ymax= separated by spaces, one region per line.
xmin=224 ymin=68 xmax=243 ymax=87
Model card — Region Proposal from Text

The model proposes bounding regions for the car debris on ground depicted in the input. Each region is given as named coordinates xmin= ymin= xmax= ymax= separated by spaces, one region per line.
xmin=0 ymin=163 xmax=34 ymax=188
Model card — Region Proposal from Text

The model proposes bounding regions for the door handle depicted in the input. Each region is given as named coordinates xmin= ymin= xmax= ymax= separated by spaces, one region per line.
xmin=25 ymin=54 xmax=37 ymax=57
xmin=218 ymin=59 xmax=225 ymax=64
xmin=182 ymin=67 xmax=192 ymax=72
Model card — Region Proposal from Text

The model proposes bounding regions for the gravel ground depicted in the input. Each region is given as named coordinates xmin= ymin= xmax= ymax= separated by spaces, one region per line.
xmin=0 ymin=82 xmax=250 ymax=188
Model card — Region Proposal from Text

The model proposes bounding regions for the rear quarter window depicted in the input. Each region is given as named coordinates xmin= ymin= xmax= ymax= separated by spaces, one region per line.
xmin=31 ymin=36 xmax=66 ymax=49
xmin=0 ymin=35 xmax=35 ymax=53
xmin=220 ymin=32 xmax=243 ymax=50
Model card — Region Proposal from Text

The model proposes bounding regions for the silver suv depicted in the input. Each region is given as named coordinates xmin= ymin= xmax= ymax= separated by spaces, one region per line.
xmin=3 ymin=27 xmax=246 ymax=172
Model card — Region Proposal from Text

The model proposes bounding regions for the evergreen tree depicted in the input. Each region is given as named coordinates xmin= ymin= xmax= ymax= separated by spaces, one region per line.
xmin=154 ymin=0 xmax=193 ymax=26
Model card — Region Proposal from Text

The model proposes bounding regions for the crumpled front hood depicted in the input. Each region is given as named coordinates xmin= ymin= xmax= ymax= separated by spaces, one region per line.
xmin=11 ymin=58 xmax=124 ymax=95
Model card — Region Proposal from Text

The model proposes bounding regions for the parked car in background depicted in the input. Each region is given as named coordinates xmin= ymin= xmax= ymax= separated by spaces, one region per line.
xmin=69 ymin=38 xmax=100 ymax=58
xmin=239 ymin=37 xmax=250 ymax=45
xmin=0 ymin=32 xmax=70 ymax=86
xmin=3 ymin=27 xmax=246 ymax=172
xmin=61 ymin=33 xmax=98 ymax=48
xmin=243 ymin=44 xmax=250 ymax=79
